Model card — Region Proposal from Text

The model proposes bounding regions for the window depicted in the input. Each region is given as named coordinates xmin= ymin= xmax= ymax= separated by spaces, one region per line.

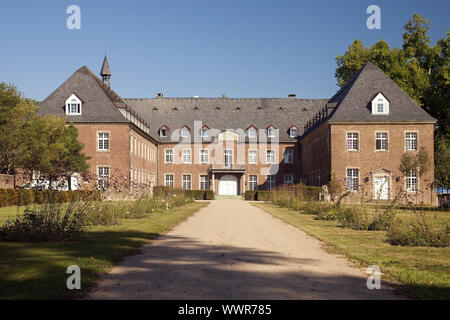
xmin=290 ymin=128 xmax=298 ymax=137
xmin=284 ymin=175 xmax=294 ymax=185
xmin=249 ymin=175 xmax=258 ymax=191
xmin=97 ymin=132 xmax=109 ymax=151
xmin=160 ymin=128 xmax=167 ymax=137
xmin=201 ymin=128 xmax=208 ymax=138
xmin=200 ymin=175 xmax=209 ymax=190
xmin=284 ymin=149 xmax=294 ymax=163
xmin=376 ymin=132 xmax=388 ymax=151
xmin=182 ymin=175 xmax=191 ymax=190
xmin=65 ymin=94 xmax=82 ymax=115
xmin=346 ymin=169 xmax=359 ymax=191
xmin=248 ymin=150 xmax=258 ymax=164
xmin=165 ymin=149 xmax=173 ymax=163
xmin=266 ymin=175 xmax=276 ymax=190
xmin=405 ymin=132 xmax=418 ymax=151
xmin=406 ymin=170 xmax=418 ymax=192
xmin=266 ymin=150 xmax=275 ymax=164
xmin=347 ymin=133 xmax=359 ymax=151
xmin=371 ymin=93 xmax=389 ymax=114
xmin=180 ymin=128 xmax=189 ymax=138
xmin=165 ymin=174 xmax=174 ymax=187
xmin=267 ymin=127 xmax=275 ymax=138
xmin=200 ymin=150 xmax=209 ymax=164
xmin=248 ymin=128 xmax=257 ymax=138
xmin=183 ymin=150 xmax=191 ymax=164
xmin=97 ymin=167 xmax=109 ymax=190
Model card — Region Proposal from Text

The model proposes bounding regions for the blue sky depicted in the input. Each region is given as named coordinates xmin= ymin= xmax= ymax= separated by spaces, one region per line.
xmin=0 ymin=0 xmax=448 ymax=101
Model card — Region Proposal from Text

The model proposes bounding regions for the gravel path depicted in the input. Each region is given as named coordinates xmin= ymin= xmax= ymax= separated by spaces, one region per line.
xmin=88 ymin=199 xmax=401 ymax=299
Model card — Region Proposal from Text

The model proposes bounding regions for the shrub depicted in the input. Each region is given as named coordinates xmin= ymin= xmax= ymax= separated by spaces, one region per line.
xmin=386 ymin=214 xmax=449 ymax=247
xmin=0 ymin=202 xmax=85 ymax=242
xmin=337 ymin=206 xmax=370 ymax=230
xmin=0 ymin=189 xmax=100 ymax=207
xmin=184 ymin=190 xmax=215 ymax=200
xmin=245 ymin=191 xmax=257 ymax=201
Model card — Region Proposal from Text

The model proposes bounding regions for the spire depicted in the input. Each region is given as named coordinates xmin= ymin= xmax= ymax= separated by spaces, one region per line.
xmin=100 ymin=55 xmax=111 ymax=87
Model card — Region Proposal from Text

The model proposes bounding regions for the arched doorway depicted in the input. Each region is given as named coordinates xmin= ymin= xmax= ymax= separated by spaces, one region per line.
xmin=219 ymin=175 xmax=238 ymax=196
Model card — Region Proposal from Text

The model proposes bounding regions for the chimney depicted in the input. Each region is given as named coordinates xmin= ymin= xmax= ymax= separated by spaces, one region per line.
xmin=288 ymin=94 xmax=296 ymax=99
xmin=156 ymin=93 xmax=164 ymax=99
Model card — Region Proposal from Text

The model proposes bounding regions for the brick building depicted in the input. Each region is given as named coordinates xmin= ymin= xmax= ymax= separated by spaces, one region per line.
xmin=38 ymin=58 xmax=437 ymax=204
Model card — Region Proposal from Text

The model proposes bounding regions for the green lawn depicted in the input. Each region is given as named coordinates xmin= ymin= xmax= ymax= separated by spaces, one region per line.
xmin=252 ymin=202 xmax=450 ymax=300
xmin=0 ymin=201 xmax=209 ymax=300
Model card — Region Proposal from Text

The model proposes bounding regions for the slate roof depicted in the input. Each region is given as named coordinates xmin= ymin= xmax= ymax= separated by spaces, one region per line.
xmin=124 ymin=98 xmax=328 ymax=142
xmin=39 ymin=66 xmax=128 ymax=122
xmin=327 ymin=62 xmax=436 ymax=123
xmin=100 ymin=56 xmax=111 ymax=76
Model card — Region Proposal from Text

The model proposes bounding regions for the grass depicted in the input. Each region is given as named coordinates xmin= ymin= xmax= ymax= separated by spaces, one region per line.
xmin=252 ymin=202 xmax=450 ymax=300
xmin=0 ymin=201 xmax=209 ymax=300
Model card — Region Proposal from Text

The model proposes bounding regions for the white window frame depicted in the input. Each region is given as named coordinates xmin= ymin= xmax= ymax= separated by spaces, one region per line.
xmin=346 ymin=168 xmax=359 ymax=192
xmin=405 ymin=132 xmax=418 ymax=151
xmin=248 ymin=128 xmax=257 ymax=139
xmin=65 ymin=94 xmax=82 ymax=115
xmin=97 ymin=166 xmax=110 ymax=190
xmin=200 ymin=175 xmax=209 ymax=190
xmin=180 ymin=128 xmax=189 ymax=138
xmin=289 ymin=128 xmax=298 ymax=138
xmin=248 ymin=150 xmax=258 ymax=164
xmin=267 ymin=127 xmax=276 ymax=138
xmin=182 ymin=149 xmax=191 ymax=164
xmin=346 ymin=132 xmax=359 ymax=151
xmin=406 ymin=170 xmax=418 ymax=192
xmin=182 ymin=174 xmax=192 ymax=190
xmin=165 ymin=149 xmax=174 ymax=163
xmin=249 ymin=175 xmax=258 ymax=191
xmin=371 ymin=93 xmax=389 ymax=115
xmin=97 ymin=132 xmax=110 ymax=151
xmin=284 ymin=149 xmax=294 ymax=163
xmin=200 ymin=149 xmax=209 ymax=164
xmin=375 ymin=132 xmax=388 ymax=151
xmin=160 ymin=128 xmax=167 ymax=137
xmin=266 ymin=150 xmax=275 ymax=164
xmin=266 ymin=175 xmax=276 ymax=190
xmin=201 ymin=128 xmax=209 ymax=138
xmin=164 ymin=174 xmax=174 ymax=187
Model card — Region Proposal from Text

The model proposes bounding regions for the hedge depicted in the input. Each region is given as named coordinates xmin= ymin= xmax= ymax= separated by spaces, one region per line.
xmin=153 ymin=186 xmax=215 ymax=200
xmin=244 ymin=190 xmax=270 ymax=201
xmin=0 ymin=189 xmax=100 ymax=207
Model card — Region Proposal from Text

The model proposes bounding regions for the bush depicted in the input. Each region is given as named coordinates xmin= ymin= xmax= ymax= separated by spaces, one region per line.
xmin=184 ymin=190 xmax=215 ymax=200
xmin=0 ymin=189 xmax=99 ymax=207
xmin=0 ymin=202 xmax=85 ymax=242
xmin=387 ymin=214 xmax=449 ymax=247
xmin=337 ymin=206 xmax=370 ymax=230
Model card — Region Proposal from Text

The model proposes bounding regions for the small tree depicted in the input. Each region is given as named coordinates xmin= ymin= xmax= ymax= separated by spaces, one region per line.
xmin=327 ymin=172 xmax=342 ymax=197
xmin=400 ymin=147 xmax=431 ymax=203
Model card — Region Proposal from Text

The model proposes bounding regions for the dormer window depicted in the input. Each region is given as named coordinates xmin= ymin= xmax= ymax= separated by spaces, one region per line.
xmin=65 ymin=94 xmax=82 ymax=115
xmin=201 ymin=127 xmax=209 ymax=138
xmin=267 ymin=126 xmax=276 ymax=138
xmin=159 ymin=126 xmax=168 ymax=137
xmin=289 ymin=126 xmax=299 ymax=137
xmin=371 ymin=93 xmax=389 ymax=115
xmin=180 ymin=127 xmax=190 ymax=138
xmin=247 ymin=126 xmax=257 ymax=138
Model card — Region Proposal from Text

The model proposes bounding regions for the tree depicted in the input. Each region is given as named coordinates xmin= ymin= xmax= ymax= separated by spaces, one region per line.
xmin=435 ymin=134 xmax=450 ymax=187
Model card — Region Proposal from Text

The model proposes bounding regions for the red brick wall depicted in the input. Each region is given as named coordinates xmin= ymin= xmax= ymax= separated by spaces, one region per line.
xmin=329 ymin=123 xmax=436 ymax=204
xmin=300 ymin=124 xmax=330 ymax=186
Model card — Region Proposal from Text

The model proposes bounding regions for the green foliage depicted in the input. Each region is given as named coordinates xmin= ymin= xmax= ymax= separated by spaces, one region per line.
xmin=336 ymin=14 xmax=449 ymax=136
xmin=387 ymin=214 xmax=449 ymax=247
xmin=435 ymin=134 xmax=450 ymax=187
xmin=184 ymin=190 xmax=215 ymax=200
xmin=0 ymin=189 xmax=98 ymax=207
xmin=244 ymin=190 xmax=270 ymax=201
xmin=400 ymin=147 xmax=431 ymax=177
